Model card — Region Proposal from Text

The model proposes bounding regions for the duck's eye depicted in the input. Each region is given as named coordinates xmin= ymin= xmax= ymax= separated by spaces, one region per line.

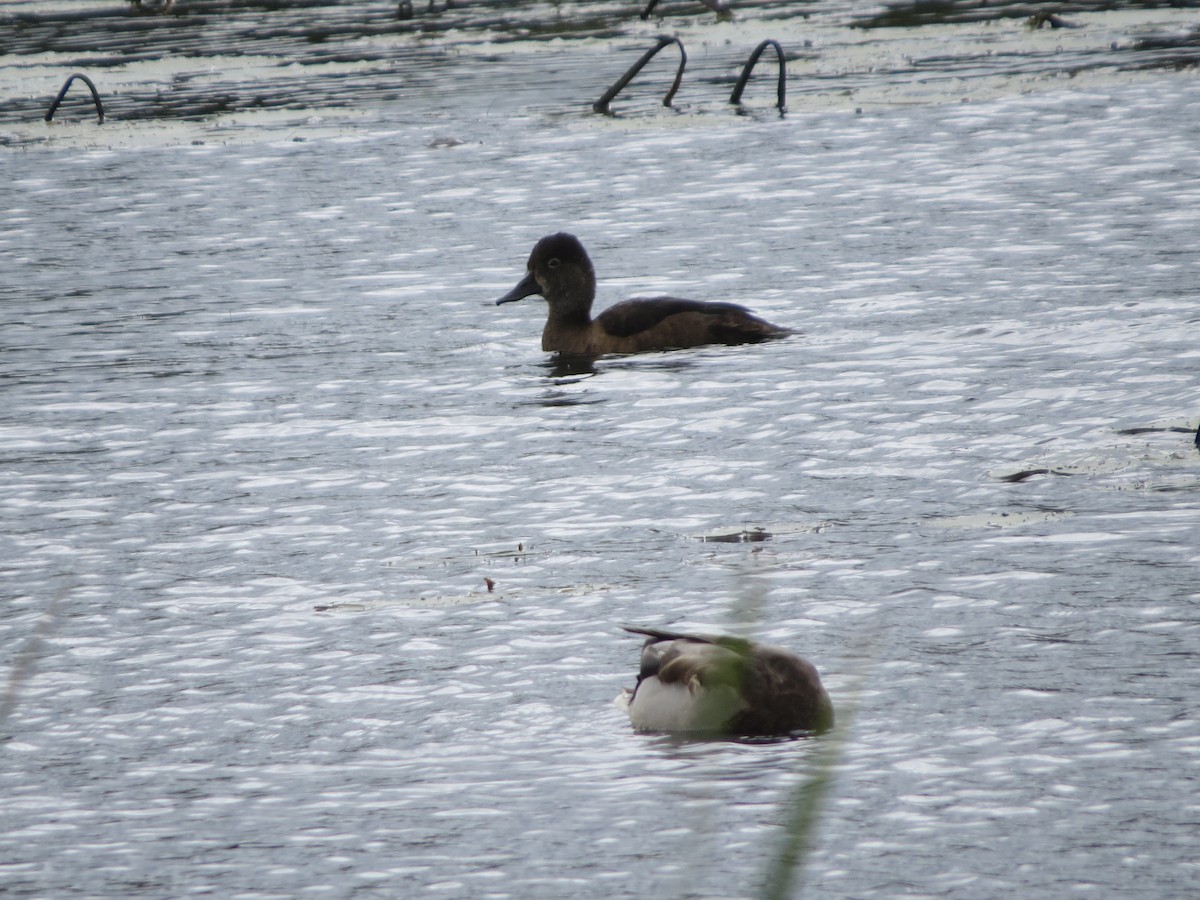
xmin=547 ymin=258 xmax=561 ymax=269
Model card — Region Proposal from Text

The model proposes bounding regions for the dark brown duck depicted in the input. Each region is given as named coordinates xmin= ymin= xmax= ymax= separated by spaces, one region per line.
xmin=496 ymin=233 xmax=791 ymax=354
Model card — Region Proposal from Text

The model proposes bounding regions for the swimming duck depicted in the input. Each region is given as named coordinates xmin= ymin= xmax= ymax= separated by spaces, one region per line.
xmin=496 ymin=233 xmax=791 ymax=354
xmin=621 ymin=626 xmax=833 ymax=737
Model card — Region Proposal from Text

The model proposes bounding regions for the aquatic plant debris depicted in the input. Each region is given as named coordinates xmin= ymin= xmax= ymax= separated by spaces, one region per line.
xmin=2 ymin=0 xmax=1199 ymax=146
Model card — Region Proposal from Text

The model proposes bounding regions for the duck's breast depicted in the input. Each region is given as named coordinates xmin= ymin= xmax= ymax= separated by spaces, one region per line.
xmin=627 ymin=675 xmax=743 ymax=733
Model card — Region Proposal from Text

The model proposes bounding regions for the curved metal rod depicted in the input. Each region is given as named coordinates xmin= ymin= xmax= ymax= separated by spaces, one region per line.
xmin=641 ymin=0 xmax=730 ymax=20
xmin=45 ymin=73 xmax=105 ymax=124
xmin=593 ymin=36 xmax=687 ymax=115
xmin=730 ymin=39 xmax=786 ymax=112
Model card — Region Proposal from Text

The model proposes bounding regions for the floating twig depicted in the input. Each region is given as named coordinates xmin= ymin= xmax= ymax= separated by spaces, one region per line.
xmin=594 ymin=36 xmax=687 ymax=115
xmin=398 ymin=1 xmax=444 ymax=18
xmin=128 ymin=0 xmax=176 ymax=12
xmin=995 ymin=468 xmax=1079 ymax=483
xmin=641 ymin=0 xmax=730 ymax=20
xmin=1115 ymin=426 xmax=1196 ymax=437
xmin=730 ymin=39 xmax=786 ymax=111
xmin=1027 ymin=12 xmax=1079 ymax=29
xmin=45 ymin=73 xmax=105 ymax=124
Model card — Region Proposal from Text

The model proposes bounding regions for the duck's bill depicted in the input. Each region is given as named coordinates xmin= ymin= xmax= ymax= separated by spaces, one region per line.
xmin=496 ymin=271 xmax=542 ymax=305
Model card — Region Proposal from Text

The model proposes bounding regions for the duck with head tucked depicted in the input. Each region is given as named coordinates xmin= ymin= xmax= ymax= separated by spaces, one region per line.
xmin=496 ymin=233 xmax=792 ymax=355
xmin=621 ymin=626 xmax=833 ymax=737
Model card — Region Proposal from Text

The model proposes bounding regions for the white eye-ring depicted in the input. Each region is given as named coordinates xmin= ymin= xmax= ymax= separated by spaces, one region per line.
xmin=547 ymin=258 xmax=561 ymax=269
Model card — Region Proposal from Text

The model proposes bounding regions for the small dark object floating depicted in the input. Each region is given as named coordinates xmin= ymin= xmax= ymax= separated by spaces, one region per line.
xmin=700 ymin=528 xmax=772 ymax=543
xmin=128 ymin=0 xmax=176 ymax=11
xmin=1027 ymin=12 xmax=1079 ymax=29
xmin=641 ymin=0 xmax=731 ymax=20
xmin=1116 ymin=426 xmax=1196 ymax=437
xmin=998 ymin=468 xmax=1070 ymax=483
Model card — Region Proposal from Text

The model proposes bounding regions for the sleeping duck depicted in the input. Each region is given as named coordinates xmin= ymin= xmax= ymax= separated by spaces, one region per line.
xmin=621 ymin=626 xmax=833 ymax=737
xmin=496 ymin=233 xmax=791 ymax=355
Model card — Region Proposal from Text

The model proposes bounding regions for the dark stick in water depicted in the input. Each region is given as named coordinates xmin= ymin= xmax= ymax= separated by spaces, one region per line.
xmin=594 ymin=36 xmax=687 ymax=114
xmin=45 ymin=73 xmax=105 ymax=124
xmin=730 ymin=39 xmax=787 ymax=112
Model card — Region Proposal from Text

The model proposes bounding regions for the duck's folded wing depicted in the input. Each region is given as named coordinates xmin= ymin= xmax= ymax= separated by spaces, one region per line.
xmin=596 ymin=298 xmax=754 ymax=338
xmin=735 ymin=649 xmax=834 ymax=734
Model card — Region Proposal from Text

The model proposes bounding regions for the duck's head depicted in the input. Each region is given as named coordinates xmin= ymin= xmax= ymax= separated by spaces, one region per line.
xmin=496 ymin=232 xmax=596 ymax=313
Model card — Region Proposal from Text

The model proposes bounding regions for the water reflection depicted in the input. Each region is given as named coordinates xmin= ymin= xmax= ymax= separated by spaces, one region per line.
xmin=542 ymin=354 xmax=600 ymax=380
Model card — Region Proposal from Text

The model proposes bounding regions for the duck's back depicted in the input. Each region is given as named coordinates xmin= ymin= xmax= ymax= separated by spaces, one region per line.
xmin=592 ymin=297 xmax=790 ymax=353
xmin=731 ymin=646 xmax=834 ymax=736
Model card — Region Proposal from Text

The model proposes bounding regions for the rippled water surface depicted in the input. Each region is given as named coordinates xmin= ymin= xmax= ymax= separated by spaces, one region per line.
xmin=3 ymin=3 xmax=1200 ymax=898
